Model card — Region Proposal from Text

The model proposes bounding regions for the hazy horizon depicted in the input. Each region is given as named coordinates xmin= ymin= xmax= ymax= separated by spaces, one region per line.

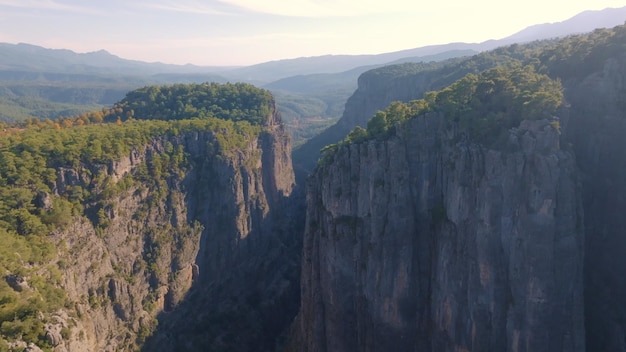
xmin=0 ymin=0 xmax=624 ymax=66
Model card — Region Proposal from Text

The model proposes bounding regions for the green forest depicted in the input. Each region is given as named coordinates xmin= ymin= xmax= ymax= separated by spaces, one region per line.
xmin=109 ymin=82 xmax=274 ymax=125
xmin=369 ymin=65 xmax=562 ymax=140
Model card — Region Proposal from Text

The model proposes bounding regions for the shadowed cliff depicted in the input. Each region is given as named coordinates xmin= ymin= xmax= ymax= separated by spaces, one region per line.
xmin=287 ymin=65 xmax=585 ymax=351
xmin=141 ymin=108 xmax=304 ymax=351
xmin=288 ymin=24 xmax=626 ymax=352
xmin=0 ymin=83 xmax=305 ymax=351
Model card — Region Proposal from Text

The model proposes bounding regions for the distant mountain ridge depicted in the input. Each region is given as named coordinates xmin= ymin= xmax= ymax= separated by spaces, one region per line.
xmin=0 ymin=6 xmax=624 ymax=83
xmin=0 ymin=6 xmax=624 ymax=143
xmin=0 ymin=42 xmax=233 ymax=75
xmin=501 ymin=6 xmax=626 ymax=44
xmin=224 ymin=6 xmax=626 ymax=82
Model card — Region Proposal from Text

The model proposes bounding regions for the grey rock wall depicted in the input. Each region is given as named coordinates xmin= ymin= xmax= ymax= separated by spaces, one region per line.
xmin=564 ymin=53 xmax=626 ymax=352
xmin=289 ymin=114 xmax=584 ymax=352
xmin=43 ymin=107 xmax=296 ymax=351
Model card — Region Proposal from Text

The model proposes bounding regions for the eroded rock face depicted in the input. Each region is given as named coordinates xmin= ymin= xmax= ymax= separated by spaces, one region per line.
xmin=289 ymin=115 xmax=584 ymax=352
xmin=45 ymin=107 xmax=297 ymax=351
xmin=23 ymin=343 xmax=44 ymax=352
xmin=44 ymin=324 xmax=63 ymax=347
xmin=564 ymin=53 xmax=626 ymax=352
xmin=142 ymin=108 xmax=301 ymax=352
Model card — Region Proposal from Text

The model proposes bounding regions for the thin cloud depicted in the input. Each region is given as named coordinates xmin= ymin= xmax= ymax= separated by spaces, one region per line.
xmin=0 ymin=0 xmax=236 ymax=16
xmin=0 ymin=0 xmax=95 ymax=13
xmin=135 ymin=1 xmax=234 ymax=16
xmin=217 ymin=0 xmax=448 ymax=17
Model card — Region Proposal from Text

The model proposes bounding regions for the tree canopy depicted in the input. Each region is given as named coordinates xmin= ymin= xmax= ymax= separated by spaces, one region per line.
xmin=325 ymin=64 xmax=563 ymax=160
xmin=391 ymin=65 xmax=557 ymax=138
xmin=105 ymin=82 xmax=274 ymax=125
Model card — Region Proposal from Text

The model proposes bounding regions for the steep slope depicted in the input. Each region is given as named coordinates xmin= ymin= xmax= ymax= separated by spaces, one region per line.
xmin=292 ymin=116 xmax=583 ymax=352
xmin=557 ymin=34 xmax=626 ymax=352
xmin=142 ymin=101 xmax=302 ymax=352
xmin=289 ymin=24 xmax=626 ymax=352
xmin=287 ymin=67 xmax=584 ymax=351
xmin=0 ymin=83 xmax=299 ymax=351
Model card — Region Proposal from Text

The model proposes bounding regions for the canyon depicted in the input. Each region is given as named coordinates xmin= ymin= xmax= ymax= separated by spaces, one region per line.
xmin=2 ymin=24 xmax=626 ymax=352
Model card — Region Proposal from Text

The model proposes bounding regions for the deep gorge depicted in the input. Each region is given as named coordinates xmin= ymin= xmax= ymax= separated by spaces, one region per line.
xmin=1 ymin=25 xmax=626 ymax=352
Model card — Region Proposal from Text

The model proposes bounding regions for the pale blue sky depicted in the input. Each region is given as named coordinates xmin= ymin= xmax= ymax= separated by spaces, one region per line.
xmin=0 ymin=0 xmax=624 ymax=66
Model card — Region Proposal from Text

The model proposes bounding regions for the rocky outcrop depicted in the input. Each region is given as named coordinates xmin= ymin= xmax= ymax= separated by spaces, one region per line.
xmin=5 ymin=274 xmax=29 ymax=292
xmin=288 ymin=114 xmax=584 ymax=351
xmin=142 ymin=109 xmax=302 ymax=352
xmin=44 ymin=324 xmax=63 ymax=347
xmin=40 ymin=106 xmax=297 ymax=351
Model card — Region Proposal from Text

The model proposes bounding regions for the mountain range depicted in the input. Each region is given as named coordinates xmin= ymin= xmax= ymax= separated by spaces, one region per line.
xmin=2 ymin=6 xmax=625 ymax=82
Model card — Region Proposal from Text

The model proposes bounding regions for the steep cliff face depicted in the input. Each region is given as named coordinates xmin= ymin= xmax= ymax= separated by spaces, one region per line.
xmin=142 ymin=109 xmax=301 ymax=352
xmin=564 ymin=52 xmax=626 ymax=352
xmin=290 ymin=26 xmax=626 ymax=351
xmin=289 ymin=114 xmax=584 ymax=351
xmin=35 ymin=108 xmax=296 ymax=351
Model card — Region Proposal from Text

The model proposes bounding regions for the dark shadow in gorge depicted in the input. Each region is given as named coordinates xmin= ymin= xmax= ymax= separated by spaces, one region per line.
xmin=141 ymin=148 xmax=307 ymax=352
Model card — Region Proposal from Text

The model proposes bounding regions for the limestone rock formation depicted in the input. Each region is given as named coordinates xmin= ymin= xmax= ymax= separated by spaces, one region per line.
xmin=142 ymin=108 xmax=302 ymax=351
xmin=564 ymin=52 xmax=626 ymax=352
xmin=31 ymin=102 xmax=298 ymax=351
xmin=288 ymin=114 xmax=584 ymax=352
xmin=289 ymin=26 xmax=626 ymax=352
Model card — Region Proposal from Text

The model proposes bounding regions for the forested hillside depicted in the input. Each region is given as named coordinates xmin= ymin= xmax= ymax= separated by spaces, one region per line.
xmin=0 ymin=82 xmax=298 ymax=351
xmin=108 ymin=82 xmax=274 ymax=124
xmin=294 ymin=24 xmax=626 ymax=173
xmin=323 ymin=64 xmax=562 ymax=152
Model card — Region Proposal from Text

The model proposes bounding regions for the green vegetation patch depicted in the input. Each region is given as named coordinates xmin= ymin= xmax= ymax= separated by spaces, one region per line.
xmin=319 ymin=64 xmax=562 ymax=165
xmin=427 ymin=64 xmax=563 ymax=141
xmin=107 ymin=82 xmax=274 ymax=125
